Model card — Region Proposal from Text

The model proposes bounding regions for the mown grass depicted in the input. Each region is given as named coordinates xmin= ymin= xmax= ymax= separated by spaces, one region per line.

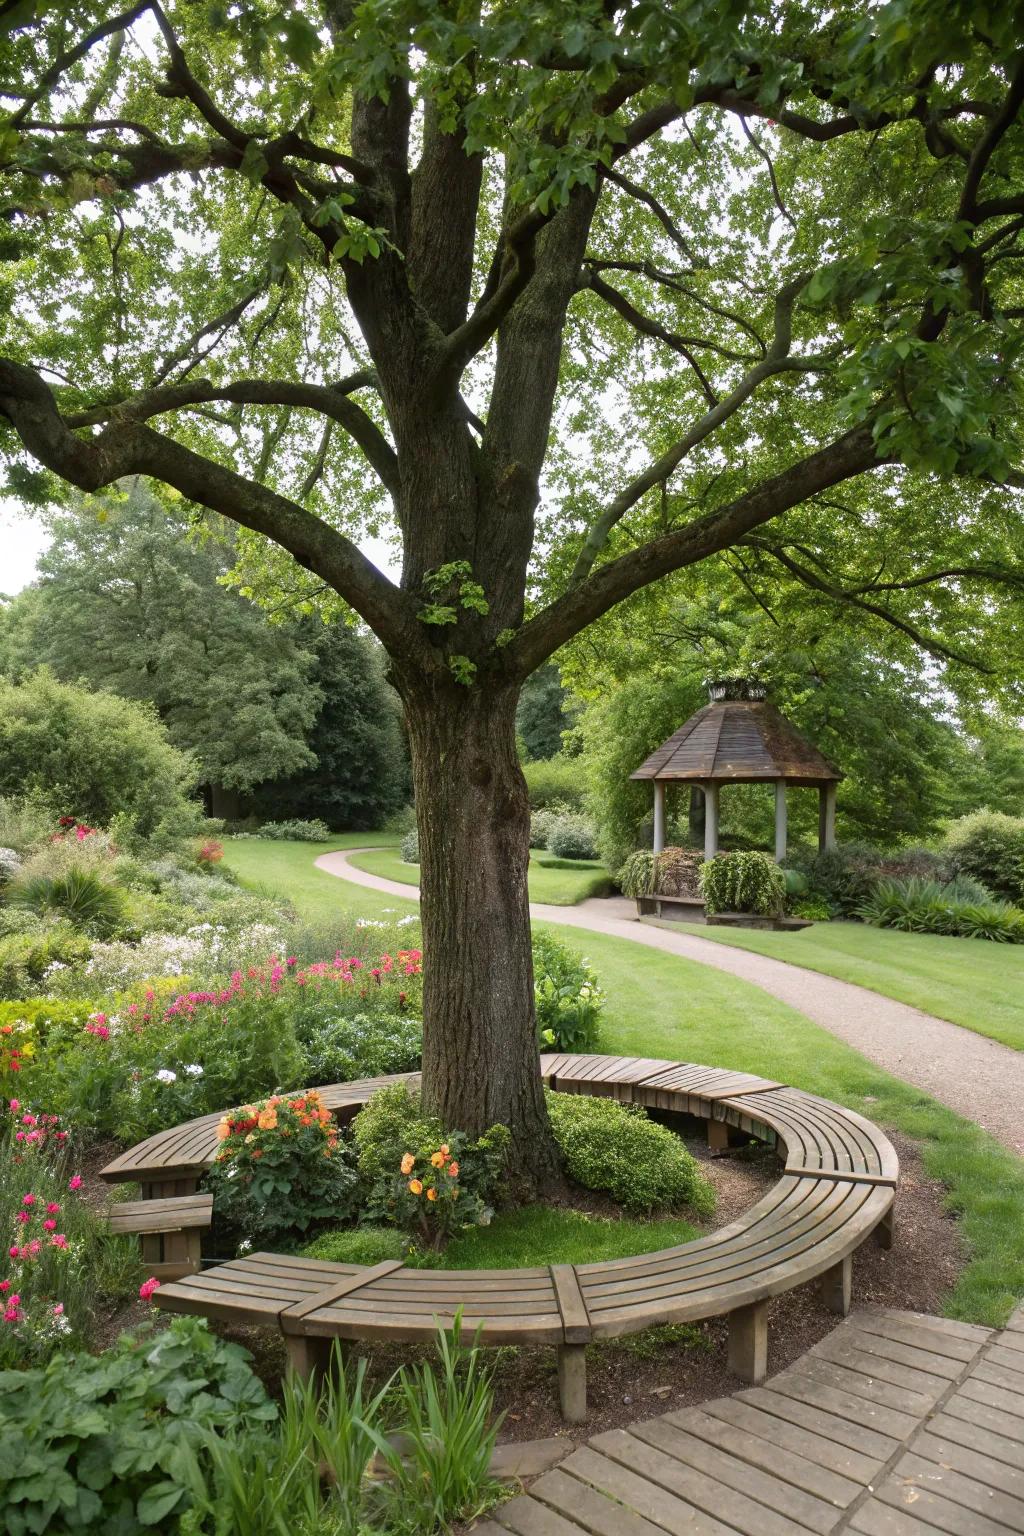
xmin=677 ymin=917 xmax=1024 ymax=1052
xmin=304 ymin=1208 xmax=700 ymax=1271
xmin=222 ymin=837 xmax=419 ymax=926
xmin=347 ymin=846 xmax=613 ymax=906
xmin=235 ymin=841 xmax=1024 ymax=1326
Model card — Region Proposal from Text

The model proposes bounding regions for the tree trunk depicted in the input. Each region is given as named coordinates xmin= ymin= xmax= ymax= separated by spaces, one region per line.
xmin=402 ymin=678 xmax=560 ymax=1190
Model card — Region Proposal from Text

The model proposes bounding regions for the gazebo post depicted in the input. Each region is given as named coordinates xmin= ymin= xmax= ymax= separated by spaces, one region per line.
xmin=653 ymin=780 xmax=667 ymax=854
xmin=818 ymin=782 xmax=837 ymax=852
xmin=774 ymin=779 xmax=787 ymax=862
xmin=704 ymin=782 xmax=719 ymax=859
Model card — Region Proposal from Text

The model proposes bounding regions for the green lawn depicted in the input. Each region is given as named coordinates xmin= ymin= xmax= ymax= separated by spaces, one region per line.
xmin=222 ymin=837 xmax=419 ymax=926
xmin=669 ymin=918 xmax=1024 ymax=1053
xmin=347 ymin=846 xmax=613 ymax=905
xmin=230 ymin=838 xmax=1024 ymax=1326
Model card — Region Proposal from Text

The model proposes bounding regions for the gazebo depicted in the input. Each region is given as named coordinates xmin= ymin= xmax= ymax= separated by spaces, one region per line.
xmin=631 ymin=678 xmax=843 ymax=862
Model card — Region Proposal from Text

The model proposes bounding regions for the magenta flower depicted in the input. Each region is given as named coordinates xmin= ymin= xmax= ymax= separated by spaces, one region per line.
xmin=46 ymin=1202 xmax=60 ymax=1215
xmin=43 ymin=1219 xmax=56 ymax=1232
xmin=50 ymin=1234 xmax=68 ymax=1249
xmin=21 ymin=1194 xmax=35 ymax=1206
xmin=139 ymin=1276 xmax=160 ymax=1301
xmin=68 ymin=1175 xmax=83 ymax=1191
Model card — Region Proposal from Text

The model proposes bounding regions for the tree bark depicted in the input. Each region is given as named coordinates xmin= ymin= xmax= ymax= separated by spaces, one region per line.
xmin=401 ymin=677 xmax=559 ymax=1189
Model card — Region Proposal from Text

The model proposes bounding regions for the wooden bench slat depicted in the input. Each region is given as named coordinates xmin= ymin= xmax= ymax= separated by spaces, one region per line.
xmin=281 ymin=1259 xmax=405 ymax=1325
xmin=550 ymin=1264 xmax=591 ymax=1344
xmin=108 ymin=1194 xmax=213 ymax=1234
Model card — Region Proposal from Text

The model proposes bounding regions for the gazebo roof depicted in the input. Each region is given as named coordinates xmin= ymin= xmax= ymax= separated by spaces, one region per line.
xmin=631 ymin=681 xmax=843 ymax=788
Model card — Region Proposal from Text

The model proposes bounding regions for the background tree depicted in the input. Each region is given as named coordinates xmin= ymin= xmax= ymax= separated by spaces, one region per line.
xmin=2 ymin=481 xmax=321 ymax=816
xmin=516 ymin=664 xmax=574 ymax=761
xmin=2 ymin=2 xmax=1024 ymax=1178
xmin=246 ymin=621 xmax=409 ymax=829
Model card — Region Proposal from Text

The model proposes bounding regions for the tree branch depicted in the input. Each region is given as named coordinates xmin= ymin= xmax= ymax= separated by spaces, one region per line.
xmin=568 ymin=274 xmax=831 ymax=584
xmin=508 ymin=425 xmax=885 ymax=676
xmin=0 ymin=358 xmax=414 ymax=652
xmin=62 ymin=376 xmax=398 ymax=495
xmin=958 ymin=53 xmax=1024 ymax=221
xmin=9 ymin=2 xmax=154 ymax=127
xmin=739 ymin=536 xmax=996 ymax=669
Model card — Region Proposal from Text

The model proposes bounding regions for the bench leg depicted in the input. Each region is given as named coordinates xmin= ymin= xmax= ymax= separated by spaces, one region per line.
xmin=557 ymin=1343 xmax=588 ymax=1424
xmin=728 ymin=1301 xmax=768 ymax=1384
xmin=820 ymin=1254 xmax=852 ymax=1316
xmin=875 ymin=1204 xmax=895 ymax=1251
xmin=706 ymin=1118 xmax=730 ymax=1155
xmin=284 ymin=1334 xmax=335 ymax=1386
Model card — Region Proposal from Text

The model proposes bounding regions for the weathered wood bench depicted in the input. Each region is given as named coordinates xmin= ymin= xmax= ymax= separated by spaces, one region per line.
xmin=101 ymin=1057 xmax=897 ymax=1421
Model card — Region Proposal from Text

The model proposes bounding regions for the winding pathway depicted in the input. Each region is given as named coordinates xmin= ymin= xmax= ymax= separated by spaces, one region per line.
xmin=316 ymin=849 xmax=1024 ymax=1157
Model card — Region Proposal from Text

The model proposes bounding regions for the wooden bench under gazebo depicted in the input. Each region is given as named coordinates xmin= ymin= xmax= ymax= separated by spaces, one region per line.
xmin=631 ymin=678 xmax=842 ymax=922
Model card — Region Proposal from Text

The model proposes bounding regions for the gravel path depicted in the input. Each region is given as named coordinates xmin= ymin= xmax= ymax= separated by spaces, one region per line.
xmin=316 ymin=849 xmax=1024 ymax=1156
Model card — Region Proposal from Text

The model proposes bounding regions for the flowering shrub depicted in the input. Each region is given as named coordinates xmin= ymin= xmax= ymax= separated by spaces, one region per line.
xmin=368 ymin=1142 xmax=492 ymax=1250
xmin=0 ymin=1100 xmax=135 ymax=1367
xmin=0 ymin=1316 xmax=276 ymax=1536
xmin=532 ymin=931 xmax=604 ymax=1052
xmin=0 ymin=1019 xmax=35 ymax=1099
xmin=354 ymin=1083 xmax=510 ymax=1248
xmin=207 ymin=1089 xmax=359 ymax=1244
xmin=196 ymin=838 xmax=224 ymax=865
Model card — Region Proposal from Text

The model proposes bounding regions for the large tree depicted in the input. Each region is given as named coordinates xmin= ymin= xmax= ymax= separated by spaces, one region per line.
xmin=1 ymin=1 xmax=1023 ymax=1178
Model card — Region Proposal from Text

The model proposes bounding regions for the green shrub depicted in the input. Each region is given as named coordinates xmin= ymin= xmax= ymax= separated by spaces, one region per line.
xmin=617 ymin=850 xmax=656 ymax=899
xmin=0 ymin=1317 xmax=277 ymax=1536
xmin=257 ymin=817 xmax=331 ymax=841
xmin=522 ymin=755 xmax=587 ymax=810
xmin=300 ymin=1225 xmax=408 ymax=1265
xmin=400 ymin=826 xmax=420 ymax=863
xmin=532 ymin=931 xmax=604 ymax=1052
xmin=546 ymin=1092 xmax=715 ymax=1216
xmin=783 ymin=867 xmax=808 ymax=897
xmin=0 ymin=671 xmax=199 ymax=839
xmin=12 ymin=867 xmax=127 ymax=937
xmin=0 ymin=996 xmax=94 ymax=1042
xmin=0 ymin=924 xmax=92 ymax=1002
xmin=546 ymin=813 xmax=598 ymax=860
xmin=944 ymin=810 xmax=1024 ymax=903
xmin=699 ymin=851 xmax=785 ymax=915
xmin=297 ymin=1010 xmax=422 ymax=1086
xmin=790 ymin=894 xmax=832 ymax=921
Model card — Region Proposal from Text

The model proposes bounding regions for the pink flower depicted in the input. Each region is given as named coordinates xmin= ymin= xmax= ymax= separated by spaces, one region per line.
xmin=54 ymin=1131 xmax=67 ymax=1143
xmin=21 ymin=1115 xmax=36 ymax=1127
xmin=21 ymin=1194 xmax=35 ymax=1206
xmin=8 ymin=1099 xmax=19 ymax=1112
xmin=15 ymin=1212 xmax=29 ymax=1225
xmin=8 ymin=1247 xmax=18 ymax=1259
xmin=52 ymin=1302 xmax=64 ymax=1315
xmin=139 ymin=1276 xmax=160 ymax=1301
xmin=0 ymin=1280 xmax=9 ymax=1293
xmin=50 ymin=1233 xmax=68 ymax=1249
xmin=43 ymin=1219 xmax=56 ymax=1232
xmin=27 ymin=1240 xmax=40 ymax=1256
xmin=68 ymin=1175 xmax=83 ymax=1191
xmin=46 ymin=1202 xmax=60 ymax=1214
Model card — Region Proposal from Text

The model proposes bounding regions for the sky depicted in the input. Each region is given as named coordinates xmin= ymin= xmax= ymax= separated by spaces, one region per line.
xmin=0 ymin=506 xmax=51 ymax=596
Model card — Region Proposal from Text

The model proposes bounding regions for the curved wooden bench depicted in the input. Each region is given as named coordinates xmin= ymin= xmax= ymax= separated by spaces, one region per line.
xmin=102 ymin=1057 xmax=897 ymax=1421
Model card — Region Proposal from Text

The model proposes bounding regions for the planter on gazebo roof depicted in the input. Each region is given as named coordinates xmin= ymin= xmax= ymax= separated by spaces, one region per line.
xmin=630 ymin=678 xmax=843 ymax=864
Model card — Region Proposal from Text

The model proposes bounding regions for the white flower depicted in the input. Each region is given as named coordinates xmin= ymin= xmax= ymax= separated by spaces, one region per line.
xmin=183 ymin=1063 xmax=204 ymax=1078
xmin=237 ymin=1239 xmax=252 ymax=1253
xmin=155 ymin=1068 xmax=177 ymax=1084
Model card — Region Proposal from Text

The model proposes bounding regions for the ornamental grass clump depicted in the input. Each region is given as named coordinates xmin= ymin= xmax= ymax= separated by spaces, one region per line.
xmin=207 ymin=1089 xmax=359 ymax=1245
xmin=546 ymin=1092 xmax=715 ymax=1217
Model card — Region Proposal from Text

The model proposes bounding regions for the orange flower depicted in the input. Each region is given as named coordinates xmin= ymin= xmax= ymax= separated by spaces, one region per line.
xmin=427 ymin=1187 xmax=438 ymax=1202
xmin=448 ymin=1161 xmax=459 ymax=1177
xmin=439 ymin=1144 xmax=449 ymax=1157
xmin=216 ymin=1121 xmax=231 ymax=1141
xmin=401 ymin=1153 xmax=416 ymax=1175
xmin=408 ymin=1179 xmax=423 ymax=1195
xmin=430 ymin=1150 xmax=445 ymax=1168
xmin=257 ymin=1109 xmax=278 ymax=1130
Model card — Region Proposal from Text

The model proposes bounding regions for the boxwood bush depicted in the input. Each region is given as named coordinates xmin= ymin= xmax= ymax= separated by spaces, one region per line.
xmin=546 ymin=814 xmax=598 ymax=861
xmin=546 ymin=1092 xmax=715 ymax=1216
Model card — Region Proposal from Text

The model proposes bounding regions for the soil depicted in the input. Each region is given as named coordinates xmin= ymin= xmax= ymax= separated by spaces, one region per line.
xmin=211 ymin=1126 xmax=967 ymax=1449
